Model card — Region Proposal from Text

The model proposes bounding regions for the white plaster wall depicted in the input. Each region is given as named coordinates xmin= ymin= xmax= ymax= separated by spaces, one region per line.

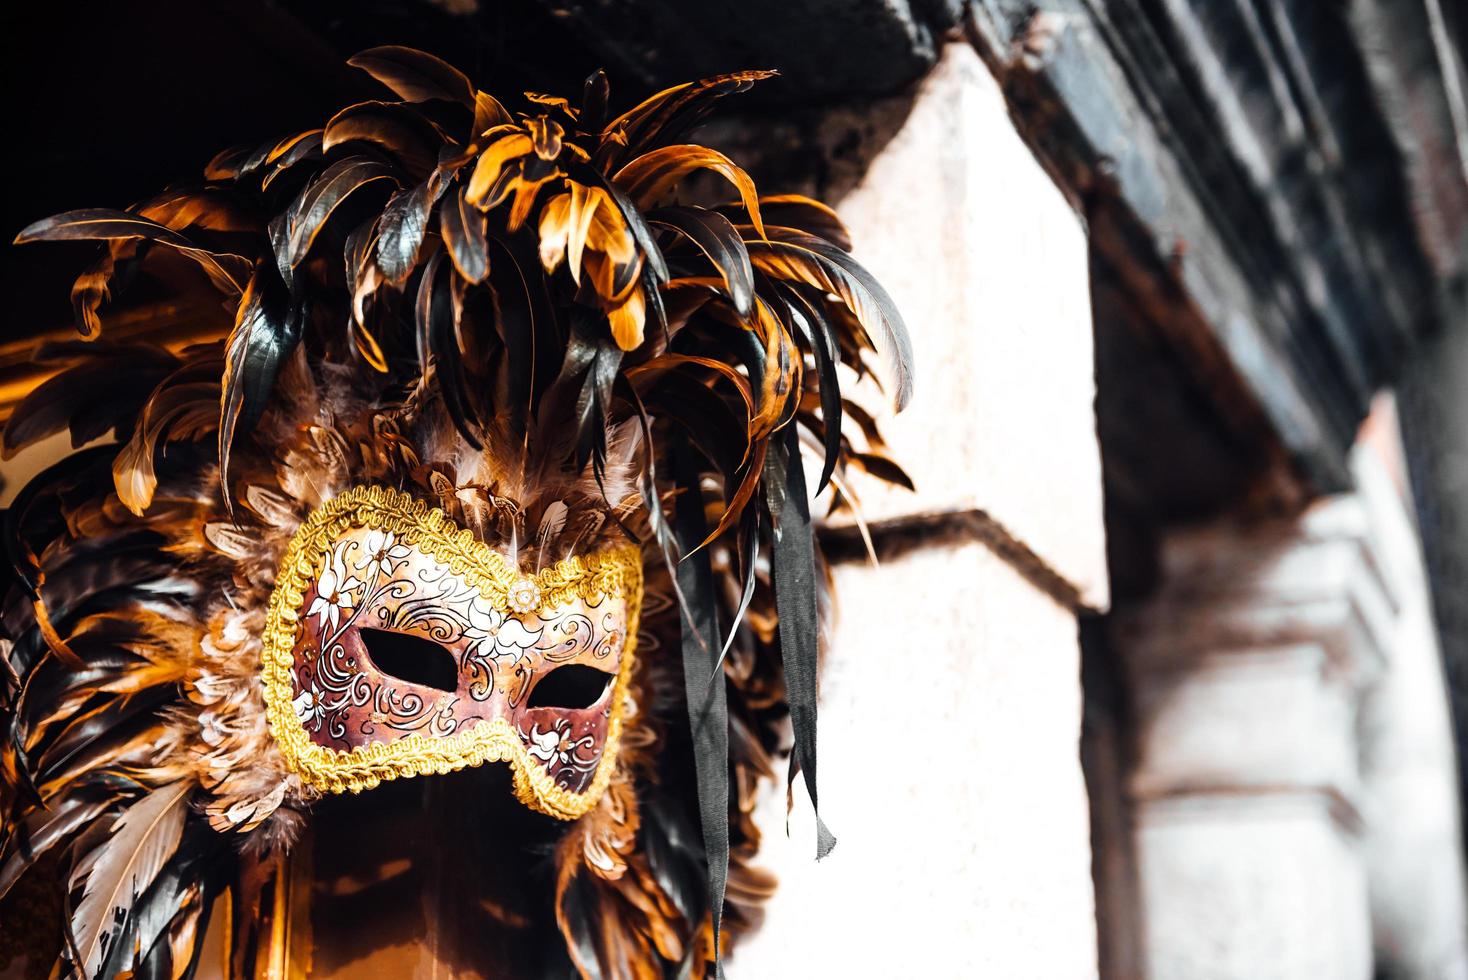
xmin=731 ymin=542 xmax=1098 ymax=977
xmin=825 ymin=42 xmax=1109 ymax=612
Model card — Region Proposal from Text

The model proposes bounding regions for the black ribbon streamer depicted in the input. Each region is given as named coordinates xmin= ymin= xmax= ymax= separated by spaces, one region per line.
xmin=765 ymin=423 xmax=836 ymax=859
xmin=673 ymin=446 xmax=730 ymax=973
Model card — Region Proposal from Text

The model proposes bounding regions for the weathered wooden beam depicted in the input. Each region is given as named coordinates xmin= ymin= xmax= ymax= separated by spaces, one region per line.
xmin=964 ymin=0 xmax=1464 ymax=497
xmin=535 ymin=0 xmax=960 ymax=99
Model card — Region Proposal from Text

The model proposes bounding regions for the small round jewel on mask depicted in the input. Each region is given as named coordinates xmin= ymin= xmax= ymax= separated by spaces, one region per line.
xmin=509 ymin=577 xmax=543 ymax=614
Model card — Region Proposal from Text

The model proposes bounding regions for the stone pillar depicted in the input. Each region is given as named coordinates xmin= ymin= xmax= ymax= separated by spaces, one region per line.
xmin=1397 ymin=304 xmax=1468 ymax=852
xmin=1112 ymin=503 xmax=1390 ymax=980
xmin=1352 ymin=404 xmax=1468 ymax=980
xmin=1112 ymin=401 xmax=1468 ymax=980
xmin=731 ymin=42 xmax=1107 ymax=977
xmin=1109 ymin=504 xmax=1385 ymax=979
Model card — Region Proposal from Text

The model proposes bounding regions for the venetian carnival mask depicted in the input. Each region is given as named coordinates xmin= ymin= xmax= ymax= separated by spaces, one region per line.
xmin=262 ymin=486 xmax=642 ymax=819
xmin=1 ymin=43 xmax=920 ymax=979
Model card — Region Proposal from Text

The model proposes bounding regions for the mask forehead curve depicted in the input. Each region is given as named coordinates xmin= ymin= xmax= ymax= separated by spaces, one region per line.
xmin=261 ymin=485 xmax=642 ymax=819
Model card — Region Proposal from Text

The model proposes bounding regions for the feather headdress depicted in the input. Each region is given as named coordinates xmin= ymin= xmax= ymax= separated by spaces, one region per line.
xmin=0 ymin=46 xmax=913 ymax=978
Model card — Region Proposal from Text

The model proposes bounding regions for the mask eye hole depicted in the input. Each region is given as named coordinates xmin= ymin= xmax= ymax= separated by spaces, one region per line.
xmin=359 ymin=628 xmax=458 ymax=692
xmin=528 ymin=665 xmax=614 ymax=710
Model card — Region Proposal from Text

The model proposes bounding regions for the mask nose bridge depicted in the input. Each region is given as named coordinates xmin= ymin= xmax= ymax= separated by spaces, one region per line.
xmin=428 ymin=606 xmax=533 ymax=723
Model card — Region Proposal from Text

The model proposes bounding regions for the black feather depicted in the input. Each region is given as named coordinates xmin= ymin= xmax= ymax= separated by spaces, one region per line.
xmin=672 ymin=444 xmax=730 ymax=969
xmin=440 ymin=186 xmax=490 ymax=284
xmin=764 ymin=423 xmax=835 ymax=859
xmin=219 ymin=269 xmax=305 ymax=500
xmin=649 ymin=207 xmax=754 ymax=318
xmin=377 ymin=180 xmax=435 ymax=283
xmin=780 ymin=284 xmax=844 ymax=493
xmin=418 ymin=249 xmax=482 ymax=448
xmin=282 ymin=157 xmax=396 ymax=270
xmin=348 ymin=45 xmax=475 ymax=107
xmin=15 ymin=209 xmax=250 ymax=297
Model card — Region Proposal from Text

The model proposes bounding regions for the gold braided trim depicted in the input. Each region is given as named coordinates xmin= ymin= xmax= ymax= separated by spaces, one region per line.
xmin=260 ymin=485 xmax=643 ymax=820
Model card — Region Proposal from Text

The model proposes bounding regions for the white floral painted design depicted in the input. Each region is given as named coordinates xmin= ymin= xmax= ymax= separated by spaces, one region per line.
xmin=461 ymin=594 xmax=543 ymax=666
xmin=525 ymin=718 xmax=598 ymax=771
xmin=293 ymin=686 xmax=325 ymax=731
xmin=354 ymin=529 xmax=410 ymax=578
xmin=307 ymin=541 xmax=364 ymax=633
xmin=465 ymin=593 xmax=506 ymax=637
